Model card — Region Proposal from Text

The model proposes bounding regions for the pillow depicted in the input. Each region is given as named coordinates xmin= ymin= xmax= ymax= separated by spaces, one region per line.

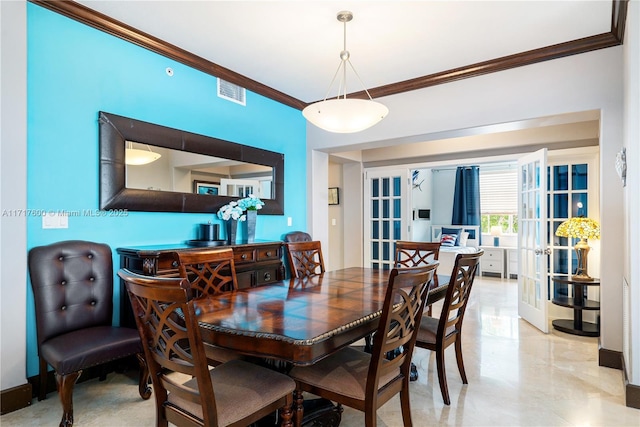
xmin=458 ymin=231 xmax=470 ymax=247
xmin=441 ymin=227 xmax=462 ymax=245
xmin=440 ymin=234 xmax=457 ymax=247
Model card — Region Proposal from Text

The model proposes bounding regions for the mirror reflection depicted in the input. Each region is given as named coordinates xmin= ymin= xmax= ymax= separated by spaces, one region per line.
xmin=125 ymin=142 xmax=274 ymax=199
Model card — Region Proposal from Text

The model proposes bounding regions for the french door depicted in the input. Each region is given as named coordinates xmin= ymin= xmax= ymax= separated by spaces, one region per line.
xmin=517 ymin=149 xmax=549 ymax=333
xmin=363 ymin=169 xmax=410 ymax=269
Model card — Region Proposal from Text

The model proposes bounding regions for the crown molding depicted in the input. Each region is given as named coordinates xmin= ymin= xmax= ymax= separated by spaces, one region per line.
xmin=30 ymin=0 xmax=628 ymax=110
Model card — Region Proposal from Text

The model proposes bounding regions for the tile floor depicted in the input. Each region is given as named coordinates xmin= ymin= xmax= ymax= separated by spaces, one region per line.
xmin=2 ymin=276 xmax=639 ymax=426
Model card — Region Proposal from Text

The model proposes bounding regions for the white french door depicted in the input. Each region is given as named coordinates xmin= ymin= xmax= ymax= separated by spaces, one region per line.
xmin=363 ymin=169 xmax=411 ymax=269
xmin=517 ymin=149 xmax=549 ymax=333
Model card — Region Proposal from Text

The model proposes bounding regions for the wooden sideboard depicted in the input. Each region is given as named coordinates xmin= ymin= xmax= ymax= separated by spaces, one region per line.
xmin=116 ymin=241 xmax=285 ymax=328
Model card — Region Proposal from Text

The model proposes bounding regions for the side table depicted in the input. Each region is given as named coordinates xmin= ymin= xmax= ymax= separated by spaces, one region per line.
xmin=551 ymin=275 xmax=600 ymax=337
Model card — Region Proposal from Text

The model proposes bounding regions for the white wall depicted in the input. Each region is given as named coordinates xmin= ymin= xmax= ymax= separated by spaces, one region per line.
xmin=623 ymin=0 xmax=639 ymax=386
xmin=1 ymin=0 xmax=28 ymax=391
xmin=308 ymin=46 xmax=625 ymax=355
xmin=327 ymin=162 xmax=344 ymax=271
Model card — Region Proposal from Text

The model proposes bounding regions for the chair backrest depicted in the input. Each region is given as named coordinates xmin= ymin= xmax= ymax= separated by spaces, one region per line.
xmin=175 ymin=248 xmax=238 ymax=296
xmin=118 ymin=269 xmax=220 ymax=425
xmin=437 ymin=250 xmax=483 ymax=339
xmin=394 ymin=241 xmax=440 ymax=268
xmin=283 ymin=231 xmax=312 ymax=243
xmin=368 ymin=264 xmax=437 ymax=396
xmin=28 ymin=240 xmax=114 ymax=346
xmin=285 ymin=240 xmax=325 ymax=278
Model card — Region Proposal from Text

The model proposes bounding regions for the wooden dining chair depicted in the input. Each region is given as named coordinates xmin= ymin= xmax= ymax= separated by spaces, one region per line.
xmin=289 ymin=264 xmax=437 ymax=427
xmin=119 ymin=269 xmax=295 ymax=427
xmin=395 ymin=240 xmax=442 ymax=314
xmin=415 ymin=250 xmax=483 ymax=405
xmin=174 ymin=248 xmax=242 ymax=366
xmin=285 ymin=240 xmax=325 ymax=278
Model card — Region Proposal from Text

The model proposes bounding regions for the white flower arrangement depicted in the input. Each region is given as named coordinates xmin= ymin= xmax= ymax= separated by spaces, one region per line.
xmin=216 ymin=195 xmax=264 ymax=221
xmin=216 ymin=201 xmax=246 ymax=222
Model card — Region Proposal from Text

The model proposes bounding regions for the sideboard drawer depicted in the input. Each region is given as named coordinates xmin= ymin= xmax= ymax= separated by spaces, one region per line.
xmin=234 ymin=248 xmax=256 ymax=264
xmin=257 ymin=245 xmax=281 ymax=261
xmin=255 ymin=267 xmax=280 ymax=285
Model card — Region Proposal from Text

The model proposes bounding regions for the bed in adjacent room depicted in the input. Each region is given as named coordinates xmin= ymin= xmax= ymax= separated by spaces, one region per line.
xmin=430 ymin=225 xmax=481 ymax=278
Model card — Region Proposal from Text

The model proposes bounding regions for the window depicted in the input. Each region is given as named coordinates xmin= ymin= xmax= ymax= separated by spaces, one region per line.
xmin=480 ymin=165 xmax=518 ymax=234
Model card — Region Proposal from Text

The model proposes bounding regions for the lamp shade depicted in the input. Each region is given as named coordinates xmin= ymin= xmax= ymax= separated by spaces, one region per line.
xmin=555 ymin=217 xmax=600 ymax=240
xmin=302 ymin=99 xmax=389 ymax=133
xmin=125 ymin=147 xmax=161 ymax=165
xmin=490 ymin=226 xmax=503 ymax=236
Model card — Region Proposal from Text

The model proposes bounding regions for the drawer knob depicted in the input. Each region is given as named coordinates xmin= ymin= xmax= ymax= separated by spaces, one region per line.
xmin=266 ymin=251 xmax=272 ymax=256
xmin=264 ymin=272 xmax=271 ymax=281
xmin=172 ymin=261 xmax=178 ymax=268
xmin=241 ymin=254 xmax=247 ymax=259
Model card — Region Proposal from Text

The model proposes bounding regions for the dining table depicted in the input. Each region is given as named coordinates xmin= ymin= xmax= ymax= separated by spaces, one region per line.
xmin=192 ymin=266 xmax=448 ymax=426
xmin=193 ymin=267 xmax=449 ymax=367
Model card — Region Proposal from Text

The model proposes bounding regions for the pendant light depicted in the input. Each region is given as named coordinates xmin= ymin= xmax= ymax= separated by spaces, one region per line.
xmin=125 ymin=141 xmax=161 ymax=165
xmin=302 ymin=11 xmax=388 ymax=133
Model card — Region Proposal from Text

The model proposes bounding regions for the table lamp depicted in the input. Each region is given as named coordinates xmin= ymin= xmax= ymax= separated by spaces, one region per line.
xmin=555 ymin=217 xmax=600 ymax=281
xmin=490 ymin=226 xmax=502 ymax=247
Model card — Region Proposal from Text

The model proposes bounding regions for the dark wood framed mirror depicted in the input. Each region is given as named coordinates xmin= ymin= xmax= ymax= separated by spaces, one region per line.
xmin=99 ymin=111 xmax=284 ymax=214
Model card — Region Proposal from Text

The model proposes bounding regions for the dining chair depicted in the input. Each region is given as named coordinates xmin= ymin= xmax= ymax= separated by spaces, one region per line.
xmin=28 ymin=240 xmax=150 ymax=427
xmin=285 ymin=240 xmax=325 ymax=278
xmin=288 ymin=264 xmax=437 ymax=427
xmin=395 ymin=240 xmax=442 ymax=313
xmin=119 ymin=269 xmax=295 ymax=427
xmin=283 ymin=231 xmax=312 ymax=243
xmin=415 ymin=250 xmax=483 ymax=405
xmin=174 ymin=248 xmax=242 ymax=366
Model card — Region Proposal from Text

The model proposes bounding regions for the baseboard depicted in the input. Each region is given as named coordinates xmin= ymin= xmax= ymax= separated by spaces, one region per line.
xmin=598 ymin=346 xmax=623 ymax=370
xmin=598 ymin=345 xmax=640 ymax=410
xmin=0 ymin=383 xmax=32 ymax=415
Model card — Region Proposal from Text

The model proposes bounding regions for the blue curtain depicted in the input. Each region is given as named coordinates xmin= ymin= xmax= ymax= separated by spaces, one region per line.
xmin=451 ymin=166 xmax=481 ymax=244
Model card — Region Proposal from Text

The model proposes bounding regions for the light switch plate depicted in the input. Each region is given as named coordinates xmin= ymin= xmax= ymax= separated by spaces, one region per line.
xmin=42 ymin=212 xmax=68 ymax=229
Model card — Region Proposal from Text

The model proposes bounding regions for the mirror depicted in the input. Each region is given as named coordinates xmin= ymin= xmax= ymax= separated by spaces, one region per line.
xmin=99 ymin=111 xmax=284 ymax=214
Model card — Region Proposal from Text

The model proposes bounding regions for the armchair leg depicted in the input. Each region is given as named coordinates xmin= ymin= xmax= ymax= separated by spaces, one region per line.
xmin=56 ymin=370 xmax=81 ymax=427
xmin=38 ymin=357 xmax=48 ymax=401
xmin=279 ymin=395 xmax=294 ymax=427
xmin=135 ymin=353 xmax=152 ymax=399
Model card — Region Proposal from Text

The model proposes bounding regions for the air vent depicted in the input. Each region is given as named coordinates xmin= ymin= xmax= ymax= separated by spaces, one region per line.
xmin=217 ymin=78 xmax=246 ymax=106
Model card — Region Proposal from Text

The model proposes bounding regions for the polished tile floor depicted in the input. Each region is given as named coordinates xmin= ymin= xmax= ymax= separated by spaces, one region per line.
xmin=3 ymin=276 xmax=639 ymax=426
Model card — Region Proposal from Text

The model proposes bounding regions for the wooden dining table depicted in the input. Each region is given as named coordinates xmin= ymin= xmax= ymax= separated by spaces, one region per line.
xmin=193 ymin=267 xmax=449 ymax=366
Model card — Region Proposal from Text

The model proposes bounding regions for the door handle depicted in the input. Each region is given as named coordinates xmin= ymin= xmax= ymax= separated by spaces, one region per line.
xmin=534 ymin=248 xmax=552 ymax=256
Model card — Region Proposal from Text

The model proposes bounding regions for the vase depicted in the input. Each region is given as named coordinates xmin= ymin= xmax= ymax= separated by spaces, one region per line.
xmin=226 ymin=219 xmax=238 ymax=245
xmin=245 ymin=210 xmax=257 ymax=243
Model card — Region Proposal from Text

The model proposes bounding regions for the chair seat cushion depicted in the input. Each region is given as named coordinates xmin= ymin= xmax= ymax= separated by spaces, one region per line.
xmin=168 ymin=359 xmax=295 ymax=426
xmin=40 ymin=326 xmax=142 ymax=375
xmin=416 ymin=316 xmax=456 ymax=345
xmin=288 ymin=346 xmax=398 ymax=401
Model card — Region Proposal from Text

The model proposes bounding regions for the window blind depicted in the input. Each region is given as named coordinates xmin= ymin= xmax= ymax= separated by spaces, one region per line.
xmin=480 ymin=168 xmax=518 ymax=214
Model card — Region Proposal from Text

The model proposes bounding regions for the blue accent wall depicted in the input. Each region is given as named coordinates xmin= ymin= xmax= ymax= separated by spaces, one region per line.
xmin=26 ymin=4 xmax=306 ymax=377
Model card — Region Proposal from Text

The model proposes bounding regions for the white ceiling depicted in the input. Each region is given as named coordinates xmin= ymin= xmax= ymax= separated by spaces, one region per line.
xmin=76 ymin=1 xmax=613 ymax=104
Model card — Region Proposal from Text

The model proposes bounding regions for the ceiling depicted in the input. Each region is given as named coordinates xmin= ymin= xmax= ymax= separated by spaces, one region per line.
xmin=70 ymin=1 xmax=618 ymax=106
xmin=39 ymin=1 xmax=625 ymax=162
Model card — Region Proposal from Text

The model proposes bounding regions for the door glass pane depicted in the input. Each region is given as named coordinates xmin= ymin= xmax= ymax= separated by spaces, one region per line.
xmin=383 ymin=242 xmax=390 ymax=261
xmin=393 ymin=220 xmax=401 ymax=239
xmin=572 ymin=164 xmax=588 ymax=190
xmin=382 ymin=178 xmax=389 ymax=197
xmin=553 ymin=165 xmax=568 ymax=191
xmin=372 ymin=200 xmax=379 ymax=219
xmin=382 ymin=200 xmax=389 ymax=218
xmin=393 ymin=177 xmax=401 ymax=196
xmin=553 ymin=194 xmax=568 ymax=218
xmin=372 ymin=242 xmax=379 ymax=260
xmin=383 ymin=221 xmax=389 ymax=239
xmin=372 ymin=179 xmax=379 ymax=197
xmin=372 ymin=221 xmax=379 ymax=239
xmin=572 ymin=193 xmax=588 ymax=217
xmin=393 ymin=199 xmax=401 ymax=218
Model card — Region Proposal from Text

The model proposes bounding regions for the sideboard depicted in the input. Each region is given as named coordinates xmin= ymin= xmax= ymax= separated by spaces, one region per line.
xmin=116 ymin=241 xmax=285 ymax=328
